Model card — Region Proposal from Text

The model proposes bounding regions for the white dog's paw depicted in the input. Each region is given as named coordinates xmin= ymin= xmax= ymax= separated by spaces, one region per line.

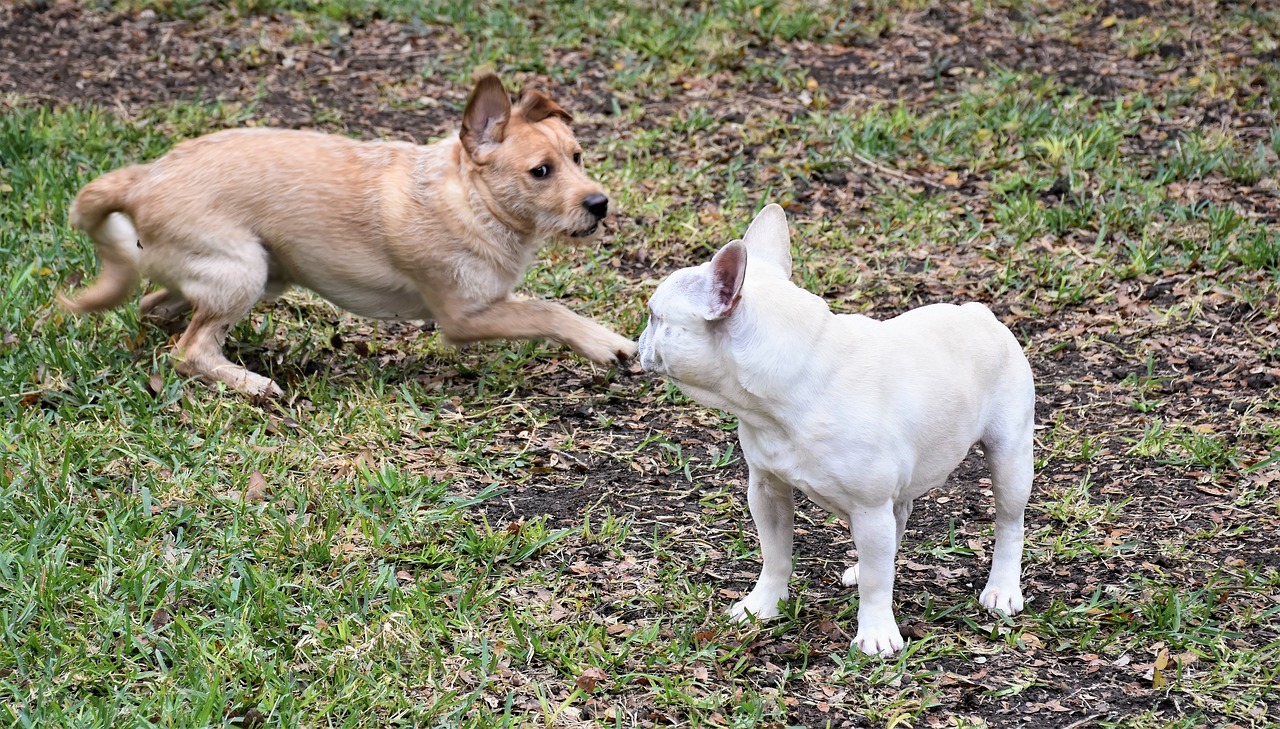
xmin=853 ymin=620 xmax=904 ymax=657
xmin=729 ymin=590 xmax=786 ymax=623
xmin=841 ymin=564 xmax=859 ymax=587
xmin=979 ymin=583 xmax=1024 ymax=616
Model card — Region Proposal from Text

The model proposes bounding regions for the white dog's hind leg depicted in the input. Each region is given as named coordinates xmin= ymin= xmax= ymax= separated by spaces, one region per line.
xmin=730 ymin=469 xmax=793 ymax=622
xmin=849 ymin=502 xmax=904 ymax=656
xmin=979 ymin=431 xmax=1033 ymax=615
xmin=895 ymin=500 xmax=914 ymax=548
xmin=841 ymin=500 xmax=911 ymax=588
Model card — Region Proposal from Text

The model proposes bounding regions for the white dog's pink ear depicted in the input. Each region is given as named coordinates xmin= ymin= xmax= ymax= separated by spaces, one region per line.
xmin=742 ymin=203 xmax=792 ymax=278
xmin=461 ymin=73 xmax=512 ymax=158
xmin=706 ymin=240 xmax=747 ymax=320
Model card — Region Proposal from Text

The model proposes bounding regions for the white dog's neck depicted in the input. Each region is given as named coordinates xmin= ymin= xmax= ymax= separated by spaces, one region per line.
xmin=688 ymin=275 xmax=835 ymax=432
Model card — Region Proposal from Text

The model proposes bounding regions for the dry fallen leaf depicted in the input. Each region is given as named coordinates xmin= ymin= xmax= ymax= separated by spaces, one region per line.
xmin=1152 ymin=648 xmax=1170 ymax=688
xmin=816 ymin=619 xmax=845 ymax=640
xmin=575 ymin=667 xmax=608 ymax=693
xmin=899 ymin=620 xmax=928 ymax=639
xmin=354 ymin=449 xmax=377 ymax=471
xmin=244 ymin=471 xmax=269 ymax=503
xmin=234 ymin=707 xmax=266 ymax=729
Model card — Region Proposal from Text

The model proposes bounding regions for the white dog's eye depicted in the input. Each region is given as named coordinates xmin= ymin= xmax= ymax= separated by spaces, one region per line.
xmin=530 ymin=165 xmax=550 ymax=179
xmin=573 ymin=152 xmax=582 ymax=166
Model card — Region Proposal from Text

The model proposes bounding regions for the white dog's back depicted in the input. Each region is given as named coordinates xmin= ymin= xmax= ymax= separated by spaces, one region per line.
xmin=820 ymin=301 xmax=1033 ymax=498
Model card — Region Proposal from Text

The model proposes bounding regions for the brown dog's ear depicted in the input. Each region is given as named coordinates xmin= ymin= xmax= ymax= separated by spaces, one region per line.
xmin=461 ymin=73 xmax=512 ymax=158
xmin=515 ymin=89 xmax=573 ymax=125
xmin=705 ymin=240 xmax=747 ymax=320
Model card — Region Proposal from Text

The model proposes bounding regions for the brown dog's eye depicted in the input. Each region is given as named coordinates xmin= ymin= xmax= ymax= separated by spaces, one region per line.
xmin=530 ymin=165 xmax=550 ymax=179
xmin=573 ymin=152 xmax=582 ymax=166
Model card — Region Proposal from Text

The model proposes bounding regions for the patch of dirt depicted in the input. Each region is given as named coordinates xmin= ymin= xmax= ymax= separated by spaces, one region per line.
xmin=0 ymin=0 xmax=459 ymax=140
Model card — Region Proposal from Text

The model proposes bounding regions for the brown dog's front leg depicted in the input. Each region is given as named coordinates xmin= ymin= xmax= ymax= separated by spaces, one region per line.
xmin=441 ymin=297 xmax=636 ymax=366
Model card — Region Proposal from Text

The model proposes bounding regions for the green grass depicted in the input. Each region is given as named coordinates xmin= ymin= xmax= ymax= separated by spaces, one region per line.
xmin=101 ymin=0 xmax=846 ymax=94
xmin=4 ymin=0 xmax=1280 ymax=726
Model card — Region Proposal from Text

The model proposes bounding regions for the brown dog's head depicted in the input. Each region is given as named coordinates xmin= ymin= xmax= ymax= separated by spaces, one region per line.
xmin=460 ymin=73 xmax=608 ymax=240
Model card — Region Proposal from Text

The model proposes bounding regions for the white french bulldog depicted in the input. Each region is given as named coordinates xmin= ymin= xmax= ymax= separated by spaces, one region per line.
xmin=638 ymin=204 xmax=1036 ymax=656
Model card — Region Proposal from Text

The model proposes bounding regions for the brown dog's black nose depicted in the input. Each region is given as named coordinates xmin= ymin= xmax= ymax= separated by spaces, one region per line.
xmin=583 ymin=193 xmax=609 ymax=219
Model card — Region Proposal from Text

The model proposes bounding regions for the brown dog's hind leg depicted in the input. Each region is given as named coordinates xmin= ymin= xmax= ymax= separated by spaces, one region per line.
xmin=140 ymin=289 xmax=192 ymax=324
xmin=169 ymin=234 xmax=282 ymax=397
xmin=174 ymin=309 xmax=281 ymax=397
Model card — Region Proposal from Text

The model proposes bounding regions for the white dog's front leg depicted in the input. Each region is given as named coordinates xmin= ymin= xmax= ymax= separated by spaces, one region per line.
xmin=731 ymin=469 xmax=793 ymax=622
xmin=849 ymin=502 xmax=903 ymax=656
xmin=841 ymin=499 xmax=914 ymax=588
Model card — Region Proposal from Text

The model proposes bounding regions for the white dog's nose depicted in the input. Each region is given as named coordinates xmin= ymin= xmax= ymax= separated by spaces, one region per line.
xmin=637 ymin=328 xmax=655 ymax=372
xmin=639 ymin=352 xmax=656 ymax=372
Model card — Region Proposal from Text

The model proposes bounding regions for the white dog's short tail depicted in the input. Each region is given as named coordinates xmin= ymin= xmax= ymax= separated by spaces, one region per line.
xmin=60 ymin=166 xmax=147 ymax=313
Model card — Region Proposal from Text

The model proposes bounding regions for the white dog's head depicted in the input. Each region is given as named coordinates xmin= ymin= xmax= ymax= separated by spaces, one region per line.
xmin=638 ymin=204 xmax=794 ymax=389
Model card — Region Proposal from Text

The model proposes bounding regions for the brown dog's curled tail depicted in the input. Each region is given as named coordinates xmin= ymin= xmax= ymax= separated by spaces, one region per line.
xmin=60 ymin=165 xmax=148 ymax=313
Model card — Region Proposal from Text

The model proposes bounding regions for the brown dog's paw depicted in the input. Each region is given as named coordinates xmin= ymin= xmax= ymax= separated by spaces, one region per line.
xmin=615 ymin=338 xmax=639 ymax=364
xmin=579 ymin=332 xmax=637 ymax=367
xmin=186 ymin=361 xmax=284 ymax=399
xmin=139 ymin=289 xmax=193 ymax=324
xmin=241 ymin=374 xmax=285 ymax=399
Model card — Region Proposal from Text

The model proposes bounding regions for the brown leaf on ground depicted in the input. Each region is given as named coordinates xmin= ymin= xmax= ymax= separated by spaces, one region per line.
xmin=243 ymin=471 xmax=269 ymax=503
xmin=575 ymin=667 xmax=608 ymax=694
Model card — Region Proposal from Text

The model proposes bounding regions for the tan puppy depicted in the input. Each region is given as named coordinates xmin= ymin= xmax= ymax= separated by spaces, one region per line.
xmin=59 ymin=73 xmax=636 ymax=396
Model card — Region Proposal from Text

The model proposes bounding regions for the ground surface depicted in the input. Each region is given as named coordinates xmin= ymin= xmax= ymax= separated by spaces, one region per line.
xmin=1 ymin=1 xmax=1278 ymax=727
